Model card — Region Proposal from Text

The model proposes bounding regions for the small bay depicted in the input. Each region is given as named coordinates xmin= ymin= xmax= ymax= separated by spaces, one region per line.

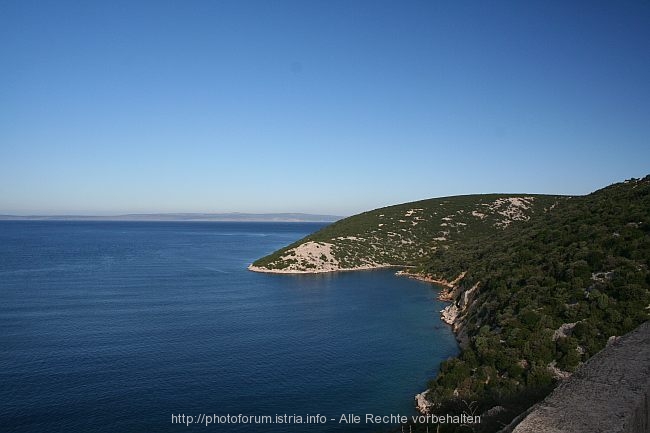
xmin=0 ymin=221 xmax=458 ymax=432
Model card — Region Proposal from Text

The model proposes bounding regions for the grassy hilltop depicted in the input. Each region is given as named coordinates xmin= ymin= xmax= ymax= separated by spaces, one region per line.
xmin=252 ymin=176 xmax=650 ymax=432
xmin=253 ymin=194 xmax=564 ymax=272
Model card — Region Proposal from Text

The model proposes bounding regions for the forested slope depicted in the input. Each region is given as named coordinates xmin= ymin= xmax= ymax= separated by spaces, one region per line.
xmin=414 ymin=176 xmax=650 ymax=431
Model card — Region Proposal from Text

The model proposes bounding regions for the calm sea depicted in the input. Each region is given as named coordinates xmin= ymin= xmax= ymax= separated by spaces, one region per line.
xmin=0 ymin=221 xmax=458 ymax=432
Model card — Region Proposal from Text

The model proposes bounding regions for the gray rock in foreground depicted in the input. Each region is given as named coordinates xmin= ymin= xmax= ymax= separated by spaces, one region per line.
xmin=510 ymin=321 xmax=649 ymax=433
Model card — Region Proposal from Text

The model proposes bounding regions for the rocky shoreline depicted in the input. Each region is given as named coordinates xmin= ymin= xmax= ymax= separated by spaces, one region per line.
xmin=247 ymin=263 xmax=409 ymax=274
xmin=398 ymin=271 xmax=478 ymax=414
xmin=394 ymin=270 xmax=459 ymax=290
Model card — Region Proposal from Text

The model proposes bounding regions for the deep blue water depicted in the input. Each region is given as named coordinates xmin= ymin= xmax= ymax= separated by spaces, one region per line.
xmin=0 ymin=221 xmax=458 ymax=432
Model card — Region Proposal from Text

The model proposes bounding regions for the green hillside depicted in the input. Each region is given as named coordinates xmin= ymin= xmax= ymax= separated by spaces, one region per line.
xmin=253 ymin=193 xmax=564 ymax=272
xmin=415 ymin=176 xmax=650 ymax=431
xmin=251 ymin=176 xmax=650 ymax=432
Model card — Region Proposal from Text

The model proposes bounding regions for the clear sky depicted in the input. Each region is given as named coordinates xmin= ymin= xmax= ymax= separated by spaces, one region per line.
xmin=1 ymin=0 xmax=649 ymax=216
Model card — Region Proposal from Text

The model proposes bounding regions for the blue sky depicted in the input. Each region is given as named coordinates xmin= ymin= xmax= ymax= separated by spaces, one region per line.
xmin=1 ymin=0 xmax=649 ymax=216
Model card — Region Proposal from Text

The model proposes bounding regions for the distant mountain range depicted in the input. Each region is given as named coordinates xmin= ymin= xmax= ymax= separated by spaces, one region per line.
xmin=0 ymin=213 xmax=342 ymax=222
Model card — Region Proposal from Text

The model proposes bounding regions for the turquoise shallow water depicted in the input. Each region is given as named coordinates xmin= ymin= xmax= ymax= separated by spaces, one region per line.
xmin=0 ymin=221 xmax=458 ymax=432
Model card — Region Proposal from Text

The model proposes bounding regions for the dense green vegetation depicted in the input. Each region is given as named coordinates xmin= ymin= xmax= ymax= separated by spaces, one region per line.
xmin=415 ymin=176 xmax=650 ymax=431
xmin=254 ymin=194 xmax=562 ymax=270
xmin=253 ymin=176 xmax=650 ymax=431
